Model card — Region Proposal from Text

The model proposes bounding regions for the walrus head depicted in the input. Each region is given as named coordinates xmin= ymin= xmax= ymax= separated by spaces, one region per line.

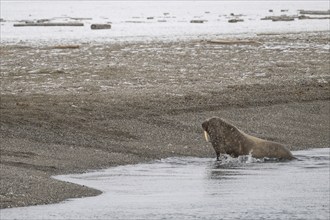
xmin=202 ymin=117 xmax=235 ymax=142
xmin=202 ymin=117 xmax=239 ymax=160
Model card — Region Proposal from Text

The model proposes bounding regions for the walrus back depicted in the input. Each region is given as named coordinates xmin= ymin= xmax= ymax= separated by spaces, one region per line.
xmin=241 ymin=132 xmax=294 ymax=160
xmin=253 ymin=139 xmax=294 ymax=160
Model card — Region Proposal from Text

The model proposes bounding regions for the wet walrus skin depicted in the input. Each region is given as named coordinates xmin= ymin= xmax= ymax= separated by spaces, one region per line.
xmin=202 ymin=117 xmax=295 ymax=161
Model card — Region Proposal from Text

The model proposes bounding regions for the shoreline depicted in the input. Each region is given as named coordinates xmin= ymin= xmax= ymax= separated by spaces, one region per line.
xmin=1 ymin=30 xmax=330 ymax=47
xmin=1 ymin=31 xmax=329 ymax=209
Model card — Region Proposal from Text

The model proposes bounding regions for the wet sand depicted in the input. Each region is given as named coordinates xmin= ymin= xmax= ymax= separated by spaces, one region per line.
xmin=0 ymin=31 xmax=329 ymax=208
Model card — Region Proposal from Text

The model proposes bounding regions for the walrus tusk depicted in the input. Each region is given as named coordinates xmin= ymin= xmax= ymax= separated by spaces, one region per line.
xmin=204 ymin=131 xmax=210 ymax=142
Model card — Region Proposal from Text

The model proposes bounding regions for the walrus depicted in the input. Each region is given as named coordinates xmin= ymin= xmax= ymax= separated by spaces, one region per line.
xmin=202 ymin=117 xmax=295 ymax=161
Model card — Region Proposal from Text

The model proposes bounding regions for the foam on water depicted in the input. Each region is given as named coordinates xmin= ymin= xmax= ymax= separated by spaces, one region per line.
xmin=1 ymin=148 xmax=329 ymax=220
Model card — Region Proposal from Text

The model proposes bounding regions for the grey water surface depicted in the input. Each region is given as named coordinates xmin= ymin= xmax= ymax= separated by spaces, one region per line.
xmin=1 ymin=148 xmax=329 ymax=220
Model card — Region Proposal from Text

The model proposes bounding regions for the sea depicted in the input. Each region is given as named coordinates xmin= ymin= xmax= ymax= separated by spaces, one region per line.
xmin=0 ymin=0 xmax=329 ymax=44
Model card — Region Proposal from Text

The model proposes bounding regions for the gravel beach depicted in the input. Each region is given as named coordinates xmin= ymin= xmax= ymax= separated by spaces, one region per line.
xmin=0 ymin=31 xmax=329 ymax=209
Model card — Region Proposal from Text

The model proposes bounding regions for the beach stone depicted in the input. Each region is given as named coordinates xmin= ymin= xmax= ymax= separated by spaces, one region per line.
xmin=190 ymin=20 xmax=206 ymax=23
xmin=91 ymin=24 xmax=111 ymax=30
xmin=228 ymin=19 xmax=244 ymax=23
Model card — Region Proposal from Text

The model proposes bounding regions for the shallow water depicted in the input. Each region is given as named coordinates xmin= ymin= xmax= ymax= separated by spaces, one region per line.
xmin=1 ymin=148 xmax=329 ymax=220
xmin=1 ymin=1 xmax=329 ymax=44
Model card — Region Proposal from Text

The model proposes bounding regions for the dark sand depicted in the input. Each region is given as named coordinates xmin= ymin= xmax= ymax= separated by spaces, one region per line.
xmin=0 ymin=31 xmax=329 ymax=208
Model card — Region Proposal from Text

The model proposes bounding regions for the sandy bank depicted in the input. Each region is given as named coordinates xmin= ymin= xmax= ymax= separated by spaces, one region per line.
xmin=0 ymin=31 xmax=329 ymax=208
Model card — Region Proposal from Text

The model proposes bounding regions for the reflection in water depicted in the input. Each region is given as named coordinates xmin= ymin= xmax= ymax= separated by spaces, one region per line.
xmin=1 ymin=148 xmax=329 ymax=220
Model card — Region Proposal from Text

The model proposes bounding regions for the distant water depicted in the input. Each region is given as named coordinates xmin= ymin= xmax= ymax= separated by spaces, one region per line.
xmin=0 ymin=1 xmax=329 ymax=44
xmin=1 ymin=148 xmax=329 ymax=220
